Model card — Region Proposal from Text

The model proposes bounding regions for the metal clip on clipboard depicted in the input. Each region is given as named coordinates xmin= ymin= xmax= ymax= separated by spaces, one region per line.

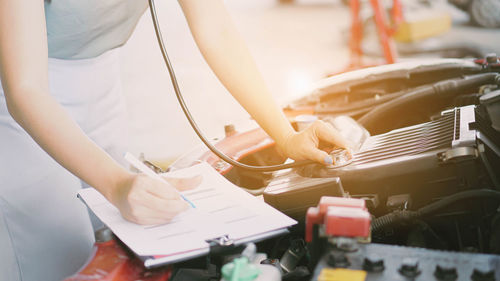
xmin=204 ymin=229 xmax=292 ymax=264
xmin=207 ymin=235 xmax=236 ymax=256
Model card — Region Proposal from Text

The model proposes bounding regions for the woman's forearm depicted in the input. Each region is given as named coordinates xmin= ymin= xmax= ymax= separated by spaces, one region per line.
xmin=179 ymin=0 xmax=296 ymax=146
xmin=6 ymin=88 xmax=188 ymax=224
xmin=6 ymin=89 xmax=189 ymax=224
xmin=178 ymin=0 xmax=353 ymax=164
xmin=6 ymin=88 xmax=129 ymax=200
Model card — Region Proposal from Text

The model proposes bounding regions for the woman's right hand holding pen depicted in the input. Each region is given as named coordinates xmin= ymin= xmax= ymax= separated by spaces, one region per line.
xmin=109 ymin=173 xmax=188 ymax=225
xmin=109 ymin=173 xmax=200 ymax=225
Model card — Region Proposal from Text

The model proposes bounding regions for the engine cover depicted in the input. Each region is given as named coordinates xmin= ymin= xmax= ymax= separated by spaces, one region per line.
xmin=263 ymin=105 xmax=500 ymax=217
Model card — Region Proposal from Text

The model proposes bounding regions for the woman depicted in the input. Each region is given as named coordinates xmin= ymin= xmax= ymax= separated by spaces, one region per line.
xmin=0 ymin=0 xmax=351 ymax=280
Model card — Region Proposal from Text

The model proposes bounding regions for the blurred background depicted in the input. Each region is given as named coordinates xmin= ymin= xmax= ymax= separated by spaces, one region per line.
xmin=120 ymin=0 xmax=500 ymax=163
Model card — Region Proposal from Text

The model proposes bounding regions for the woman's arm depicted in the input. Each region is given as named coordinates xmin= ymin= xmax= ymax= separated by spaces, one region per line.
xmin=178 ymin=0 xmax=352 ymax=164
xmin=0 ymin=0 xmax=186 ymax=225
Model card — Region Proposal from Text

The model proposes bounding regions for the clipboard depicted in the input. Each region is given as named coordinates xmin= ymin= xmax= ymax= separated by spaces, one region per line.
xmin=141 ymin=229 xmax=289 ymax=268
xmin=78 ymin=162 xmax=297 ymax=268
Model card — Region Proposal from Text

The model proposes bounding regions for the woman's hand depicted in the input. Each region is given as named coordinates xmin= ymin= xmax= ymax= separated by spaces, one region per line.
xmin=110 ymin=174 xmax=189 ymax=225
xmin=279 ymin=120 xmax=353 ymax=165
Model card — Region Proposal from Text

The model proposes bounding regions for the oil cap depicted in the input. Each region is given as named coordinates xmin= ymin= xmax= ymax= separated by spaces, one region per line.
xmin=222 ymin=257 xmax=261 ymax=281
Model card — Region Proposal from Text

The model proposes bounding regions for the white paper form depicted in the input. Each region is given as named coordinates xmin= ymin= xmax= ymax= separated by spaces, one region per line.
xmin=79 ymin=188 xmax=224 ymax=256
xmin=181 ymin=165 xmax=296 ymax=241
xmin=78 ymin=162 xmax=296 ymax=257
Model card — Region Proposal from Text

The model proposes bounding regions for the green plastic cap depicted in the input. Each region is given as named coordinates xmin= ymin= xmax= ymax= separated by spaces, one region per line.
xmin=221 ymin=257 xmax=261 ymax=281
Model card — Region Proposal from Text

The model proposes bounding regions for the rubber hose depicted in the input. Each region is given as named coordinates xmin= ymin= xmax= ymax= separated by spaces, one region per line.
xmin=358 ymin=73 xmax=499 ymax=130
xmin=372 ymin=189 xmax=500 ymax=233
xmin=418 ymin=189 xmax=500 ymax=216
xmin=371 ymin=210 xmax=418 ymax=233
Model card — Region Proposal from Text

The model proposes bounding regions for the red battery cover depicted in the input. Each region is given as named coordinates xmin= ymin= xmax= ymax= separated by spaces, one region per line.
xmin=325 ymin=206 xmax=371 ymax=238
xmin=306 ymin=197 xmax=370 ymax=242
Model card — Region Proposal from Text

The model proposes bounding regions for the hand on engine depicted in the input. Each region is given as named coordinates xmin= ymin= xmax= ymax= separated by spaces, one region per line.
xmin=111 ymin=174 xmax=189 ymax=225
xmin=279 ymin=120 xmax=353 ymax=165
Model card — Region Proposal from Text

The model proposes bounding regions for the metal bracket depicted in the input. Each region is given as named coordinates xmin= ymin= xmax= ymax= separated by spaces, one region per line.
xmin=438 ymin=146 xmax=478 ymax=163
xmin=452 ymin=105 xmax=477 ymax=148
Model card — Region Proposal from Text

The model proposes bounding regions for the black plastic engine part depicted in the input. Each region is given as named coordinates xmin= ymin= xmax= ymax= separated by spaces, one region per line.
xmin=279 ymin=239 xmax=307 ymax=273
xmin=480 ymin=89 xmax=500 ymax=132
xmin=263 ymin=175 xmax=345 ymax=220
xmin=170 ymin=263 xmax=219 ymax=281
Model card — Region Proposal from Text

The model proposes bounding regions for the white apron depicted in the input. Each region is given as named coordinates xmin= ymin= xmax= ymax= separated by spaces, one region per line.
xmin=0 ymin=48 xmax=129 ymax=281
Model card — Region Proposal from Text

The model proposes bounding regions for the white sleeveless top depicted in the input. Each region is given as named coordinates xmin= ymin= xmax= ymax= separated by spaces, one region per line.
xmin=45 ymin=0 xmax=148 ymax=59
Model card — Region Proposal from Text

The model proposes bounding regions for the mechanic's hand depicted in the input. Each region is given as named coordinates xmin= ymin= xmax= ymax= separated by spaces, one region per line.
xmin=280 ymin=120 xmax=353 ymax=165
xmin=111 ymin=174 xmax=189 ymax=225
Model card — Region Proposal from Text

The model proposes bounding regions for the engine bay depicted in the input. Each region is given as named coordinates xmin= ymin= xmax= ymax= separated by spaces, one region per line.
xmin=160 ymin=57 xmax=500 ymax=280
xmin=178 ymin=58 xmax=500 ymax=255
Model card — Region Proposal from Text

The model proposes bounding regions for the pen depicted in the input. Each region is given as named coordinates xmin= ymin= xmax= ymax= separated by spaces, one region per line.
xmin=124 ymin=152 xmax=196 ymax=208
